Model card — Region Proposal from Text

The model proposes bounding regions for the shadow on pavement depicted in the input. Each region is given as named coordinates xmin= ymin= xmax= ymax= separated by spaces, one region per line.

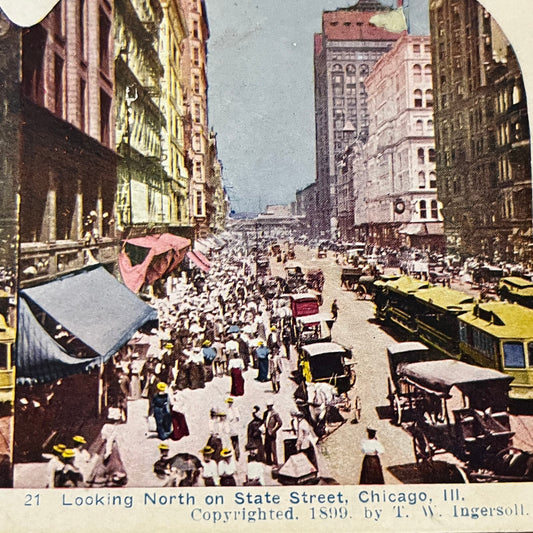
xmin=387 ymin=461 xmax=468 ymax=484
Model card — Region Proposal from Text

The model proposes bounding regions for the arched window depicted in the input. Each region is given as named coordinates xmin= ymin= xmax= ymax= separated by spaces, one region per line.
xmin=346 ymin=64 xmax=356 ymax=74
xmin=429 ymin=172 xmax=437 ymax=188
xmin=425 ymin=89 xmax=433 ymax=107
xmin=428 ymin=148 xmax=436 ymax=162
xmin=431 ymin=200 xmax=438 ymax=219
xmin=360 ymin=64 xmax=369 ymax=77
xmin=427 ymin=119 xmax=434 ymax=131
xmin=424 ymin=64 xmax=432 ymax=77
xmin=418 ymin=171 xmax=426 ymax=188
xmin=419 ymin=200 xmax=427 ymax=219
xmin=418 ymin=147 xmax=425 ymax=164
xmin=416 ymin=120 xmax=423 ymax=134
xmin=413 ymin=64 xmax=422 ymax=79
xmin=414 ymin=89 xmax=423 ymax=107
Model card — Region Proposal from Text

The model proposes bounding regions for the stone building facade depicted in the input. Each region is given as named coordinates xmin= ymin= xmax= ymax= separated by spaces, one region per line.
xmin=429 ymin=0 xmax=531 ymax=261
xmin=181 ymin=0 xmax=210 ymax=238
xmin=19 ymin=0 xmax=119 ymax=286
xmin=313 ymin=1 xmax=403 ymax=240
xmin=362 ymin=33 xmax=444 ymax=251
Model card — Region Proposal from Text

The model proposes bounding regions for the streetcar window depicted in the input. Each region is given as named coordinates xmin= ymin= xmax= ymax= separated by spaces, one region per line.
xmin=503 ymin=342 xmax=526 ymax=368
xmin=528 ymin=343 xmax=533 ymax=367
xmin=0 ymin=344 xmax=7 ymax=368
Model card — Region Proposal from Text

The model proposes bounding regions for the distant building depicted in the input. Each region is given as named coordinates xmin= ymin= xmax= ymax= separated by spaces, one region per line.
xmin=313 ymin=1 xmax=404 ymax=239
xmin=429 ymin=0 xmax=531 ymax=261
xmin=181 ymin=0 xmax=211 ymax=238
xmin=362 ymin=33 xmax=444 ymax=251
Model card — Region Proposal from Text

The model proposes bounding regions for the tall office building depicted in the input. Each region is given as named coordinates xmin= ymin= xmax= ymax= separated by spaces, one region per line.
xmin=313 ymin=0 xmax=403 ymax=239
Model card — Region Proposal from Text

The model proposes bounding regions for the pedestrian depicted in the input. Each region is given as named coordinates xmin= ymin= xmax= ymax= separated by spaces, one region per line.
xmin=244 ymin=444 xmax=265 ymax=486
xmin=282 ymin=325 xmax=292 ymax=359
xmin=267 ymin=326 xmax=280 ymax=355
xmin=359 ymin=427 xmax=385 ymax=484
xmin=269 ymin=351 xmax=283 ymax=393
xmin=200 ymin=446 xmax=219 ymax=486
xmin=72 ymin=435 xmax=94 ymax=481
xmin=225 ymin=398 xmax=241 ymax=461
xmin=56 ymin=449 xmax=83 ymax=487
xmin=295 ymin=411 xmax=318 ymax=469
xmin=218 ymin=448 xmax=237 ymax=486
xmin=170 ymin=392 xmax=189 ymax=442
xmin=46 ymin=444 xmax=66 ymax=488
xmin=206 ymin=408 xmax=223 ymax=463
xmin=151 ymin=382 xmax=172 ymax=440
xmin=187 ymin=347 xmax=206 ymax=389
xmin=254 ymin=340 xmax=270 ymax=382
xmin=228 ymin=352 xmax=245 ymax=396
xmin=246 ymin=406 xmax=265 ymax=463
xmin=263 ymin=401 xmax=283 ymax=467
xmin=201 ymin=340 xmax=217 ymax=382
xmin=153 ymin=443 xmax=172 ymax=479
xmin=331 ymin=299 xmax=339 ymax=321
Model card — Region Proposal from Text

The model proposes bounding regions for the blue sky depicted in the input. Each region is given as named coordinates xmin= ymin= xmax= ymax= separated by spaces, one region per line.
xmin=206 ymin=0 xmax=402 ymax=213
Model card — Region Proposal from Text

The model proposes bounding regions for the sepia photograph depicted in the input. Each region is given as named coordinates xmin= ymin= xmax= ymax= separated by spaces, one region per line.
xmin=0 ymin=0 xmax=532 ymax=531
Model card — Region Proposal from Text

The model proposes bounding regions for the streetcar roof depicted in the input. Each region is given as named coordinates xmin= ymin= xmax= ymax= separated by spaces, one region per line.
xmin=400 ymin=359 xmax=513 ymax=394
xmin=500 ymin=276 xmax=533 ymax=289
xmin=384 ymin=276 xmax=430 ymax=294
xmin=458 ymin=301 xmax=533 ymax=339
xmin=414 ymin=286 xmax=475 ymax=311
xmin=301 ymin=342 xmax=351 ymax=358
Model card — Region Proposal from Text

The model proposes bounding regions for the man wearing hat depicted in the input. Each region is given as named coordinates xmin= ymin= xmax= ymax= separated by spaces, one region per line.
xmin=254 ymin=340 xmax=270 ymax=382
xmin=295 ymin=411 xmax=318 ymax=469
xmin=218 ymin=448 xmax=237 ymax=486
xmin=244 ymin=444 xmax=264 ymax=486
xmin=153 ymin=443 xmax=172 ymax=479
xmin=56 ymin=449 xmax=83 ymax=488
xmin=200 ymin=446 xmax=219 ymax=486
xmin=46 ymin=444 xmax=66 ymax=488
xmin=263 ymin=402 xmax=283 ymax=466
xmin=225 ymin=398 xmax=241 ymax=461
xmin=72 ymin=435 xmax=94 ymax=481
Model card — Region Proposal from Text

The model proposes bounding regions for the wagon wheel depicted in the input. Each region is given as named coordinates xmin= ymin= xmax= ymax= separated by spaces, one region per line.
xmin=352 ymin=395 xmax=362 ymax=423
xmin=412 ymin=431 xmax=433 ymax=466
xmin=347 ymin=279 xmax=356 ymax=291
xmin=391 ymin=393 xmax=402 ymax=426
xmin=355 ymin=284 xmax=367 ymax=300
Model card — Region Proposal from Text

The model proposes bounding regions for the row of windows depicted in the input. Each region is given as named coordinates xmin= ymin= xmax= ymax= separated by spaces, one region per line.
xmin=412 ymin=43 xmax=431 ymax=55
xmin=418 ymin=199 xmax=439 ymax=220
xmin=413 ymin=64 xmax=432 ymax=78
xmin=414 ymin=89 xmax=433 ymax=108
xmin=417 ymin=148 xmax=436 ymax=164
xmin=418 ymin=171 xmax=437 ymax=189
xmin=331 ymin=63 xmax=370 ymax=76
xmin=415 ymin=119 xmax=434 ymax=134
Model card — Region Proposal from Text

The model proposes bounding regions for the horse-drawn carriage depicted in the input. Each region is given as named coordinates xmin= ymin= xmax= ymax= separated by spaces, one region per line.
xmin=340 ymin=267 xmax=376 ymax=299
xmin=305 ymin=269 xmax=325 ymax=292
xmin=386 ymin=342 xmax=533 ymax=482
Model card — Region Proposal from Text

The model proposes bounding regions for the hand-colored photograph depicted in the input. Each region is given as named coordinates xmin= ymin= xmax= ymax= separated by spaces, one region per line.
xmin=0 ymin=0 xmax=532 ymax=502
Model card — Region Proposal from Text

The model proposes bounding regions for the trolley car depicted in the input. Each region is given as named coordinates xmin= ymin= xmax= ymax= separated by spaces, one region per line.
xmin=374 ymin=276 xmax=533 ymax=401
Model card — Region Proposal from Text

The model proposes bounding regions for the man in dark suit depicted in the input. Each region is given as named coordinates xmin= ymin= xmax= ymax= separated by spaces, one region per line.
xmin=263 ymin=401 xmax=283 ymax=466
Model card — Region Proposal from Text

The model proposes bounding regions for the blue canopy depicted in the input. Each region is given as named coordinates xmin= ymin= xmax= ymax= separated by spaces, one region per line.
xmin=16 ymin=266 xmax=157 ymax=384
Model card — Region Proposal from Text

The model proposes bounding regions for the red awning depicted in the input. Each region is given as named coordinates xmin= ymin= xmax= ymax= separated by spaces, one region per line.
xmin=187 ymin=251 xmax=210 ymax=273
xmin=118 ymin=233 xmax=191 ymax=293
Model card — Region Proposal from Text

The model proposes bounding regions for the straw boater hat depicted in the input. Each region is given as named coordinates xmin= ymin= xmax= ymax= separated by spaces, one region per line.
xmin=62 ymin=449 xmax=76 ymax=459
xmin=72 ymin=435 xmax=86 ymax=445
xmin=220 ymin=448 xmax=233 ymax=458
xmin=53 ymin=444 xmax=66 ymax=454
xmin=202 ymin=340 xmax=212 ymax=347
xmin=158 ymin=444 xmax=169 ymax=451
xmin=200 ymin=446 xmax=214 ymax=456
xmin=225 ymin=397 xmax=234 ymax=404
xmin=157 ymin=382 xmax=167 ymax=391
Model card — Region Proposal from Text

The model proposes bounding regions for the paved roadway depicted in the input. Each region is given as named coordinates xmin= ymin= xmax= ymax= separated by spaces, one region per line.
xmin=274 ymin=247 xmax=420 ymax=485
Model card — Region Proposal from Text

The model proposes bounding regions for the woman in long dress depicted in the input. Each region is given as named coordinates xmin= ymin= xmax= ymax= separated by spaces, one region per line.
xmin=246 ymin=406 xmax=265 ymax=463
xmin=228 ymin=353 xmax=245 ymax=396
xmin=359 ymin=428 xmax=385 ymax=484
xmin=170 ymin=392 xmax=190 ymax=442
xmin=151 ymin=382 xmax=172 ymax=440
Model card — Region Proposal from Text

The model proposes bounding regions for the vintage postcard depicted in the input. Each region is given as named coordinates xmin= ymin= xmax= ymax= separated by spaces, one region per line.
xmin=0 ymin=0 xmax=533 ymax=532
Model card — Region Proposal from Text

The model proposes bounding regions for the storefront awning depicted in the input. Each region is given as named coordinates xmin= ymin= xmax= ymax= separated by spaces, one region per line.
xmin=16 ymin=266 xmax=158 ymax=384
xmin=119 ymin=233 xmax=191 ymax=293
xmin=186 ymin=251 xmax=211 ymax=273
